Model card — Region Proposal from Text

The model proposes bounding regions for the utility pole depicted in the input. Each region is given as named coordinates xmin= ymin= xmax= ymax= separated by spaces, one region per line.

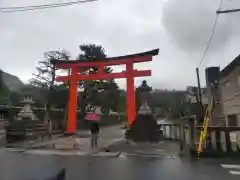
xmin=196 ymin=68 xmax=203 ymax=105
xmin=196 ymin=68 xmax=204 ymax=123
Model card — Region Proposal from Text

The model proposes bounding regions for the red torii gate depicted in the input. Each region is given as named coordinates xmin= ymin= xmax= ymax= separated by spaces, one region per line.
xmin=51 ymin=49 xmax=159 ymax=134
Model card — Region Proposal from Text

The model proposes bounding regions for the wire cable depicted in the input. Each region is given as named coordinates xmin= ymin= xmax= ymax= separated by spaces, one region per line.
xmin=198 ymin=0 xmax=223 ymax=67
xmin=0 ymin=0 xmax=97 ymax=13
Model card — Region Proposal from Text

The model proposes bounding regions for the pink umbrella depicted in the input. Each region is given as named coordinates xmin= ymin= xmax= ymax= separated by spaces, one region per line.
xmin=85 ymin=113 xmax=100 ymax=121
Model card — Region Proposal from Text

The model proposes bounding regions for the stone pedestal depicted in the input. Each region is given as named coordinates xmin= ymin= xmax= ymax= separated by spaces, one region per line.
xmin=54 ymin=136 xmax=78 ymax=150
xmin=125 ymin=102 xmax=163 ymax=142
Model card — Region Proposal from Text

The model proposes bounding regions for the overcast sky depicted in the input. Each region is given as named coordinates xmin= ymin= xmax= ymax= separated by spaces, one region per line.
xmin=1 ymin=0 xmax=240 ymax=90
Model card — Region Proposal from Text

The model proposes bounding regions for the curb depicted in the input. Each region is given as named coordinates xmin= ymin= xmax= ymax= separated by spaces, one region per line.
xmin=6 ymin=134 xmax=64 ymax=150
xmin=91 ymin=152 xmax=121 ymax=158
xmin=94 ymin=137 xmax=126 ymax=153
xmin=104 ymin=137 xmax=126 ymax=149
xmin=22 ymin=150 xmax=87 ymax=156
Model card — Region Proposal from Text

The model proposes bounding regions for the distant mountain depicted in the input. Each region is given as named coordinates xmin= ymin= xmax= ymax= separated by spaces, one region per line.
xmin=0 ymin=70 xmax=24 ymax=92
xmin=150 ymin=89 xmax=186 ymax=106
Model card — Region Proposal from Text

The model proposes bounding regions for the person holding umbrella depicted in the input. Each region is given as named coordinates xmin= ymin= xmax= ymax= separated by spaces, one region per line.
xmin=85 ymin=112 xmax=100 ymax=149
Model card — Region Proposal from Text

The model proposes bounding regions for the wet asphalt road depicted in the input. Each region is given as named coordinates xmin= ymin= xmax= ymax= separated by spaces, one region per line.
xmin=0 ymin=151 xmax=240 ymax=180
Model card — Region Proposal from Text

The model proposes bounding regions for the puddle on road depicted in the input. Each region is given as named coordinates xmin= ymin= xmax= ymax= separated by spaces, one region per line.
xmin=155 ymin=149 xmax=165 ymax=152
xmin=117 ymin=152 xmax=178 ymax=159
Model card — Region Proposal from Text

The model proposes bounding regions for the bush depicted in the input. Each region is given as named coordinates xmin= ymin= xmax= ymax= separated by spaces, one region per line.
xmin=119 ymin=114 xmax=127 ymax=122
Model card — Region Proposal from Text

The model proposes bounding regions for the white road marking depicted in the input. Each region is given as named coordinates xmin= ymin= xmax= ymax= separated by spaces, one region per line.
xmin=92 ymin=152 xmax=120 ymax=157
xmin=221 ymin=164 xmax=240 ymax=175
xmin=125 ymin=153 xmax=177 ymax=159
xmin=118 ymin=153 xmax=127 ymax=159
xmin=230 ymin=171 xmax=240 ymax=175
xmin=4 ymin=148 xmax=25 ymax=152
xmin=221 ymin=164 xmax=240 ymax=169
xmin=155 ymin=150 xmax=165 ymax=152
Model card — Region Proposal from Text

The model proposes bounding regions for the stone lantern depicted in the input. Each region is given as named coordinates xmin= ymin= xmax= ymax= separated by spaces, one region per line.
xmin=126 ymin=80 xmax=163 ymax=142
xmin=17 ymin=93 xmax=38 ymax=121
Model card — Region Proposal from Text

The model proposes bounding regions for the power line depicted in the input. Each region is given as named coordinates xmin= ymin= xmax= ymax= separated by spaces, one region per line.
xmin=198 ymin=0 xmax=223 ymax=67
xmin=217 ymin=8 xmax=240 ymax=14
xmin=0 ymin=0 xmax=96 ymax=10
xmin=0 ymin=0 xmax=97 ymax=13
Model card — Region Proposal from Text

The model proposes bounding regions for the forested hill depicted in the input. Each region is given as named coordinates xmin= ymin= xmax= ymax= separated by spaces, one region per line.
xmin=0 ymin=69 xmax=24 ymax=92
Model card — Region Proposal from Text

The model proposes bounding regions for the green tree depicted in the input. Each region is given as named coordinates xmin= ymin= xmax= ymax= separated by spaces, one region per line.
xmin=9 ymin=92 xmax=22 ymax=105
xmin=167 ymin=99 xmax=185 ymax=119
xmin=50 ymin=84 xmax=69 ymax=109
xmin=30 ymin=50 xmax=70 ymax=89
xmin=117 ymin=90 xmax=126 ymax=113
xmin=77 ymin=44 xmax=120 ymax=116
xmin=149 ymin=90 xmax=186 ymax=118
xmin=30 ymin=50 xmax=70 ymax=121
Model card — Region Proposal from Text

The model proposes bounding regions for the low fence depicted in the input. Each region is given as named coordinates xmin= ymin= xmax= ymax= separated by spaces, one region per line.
xmin=0 ymin=121 xmax=6 ymax=130
xmin=196 ymin=126 xmax=240 ymax=156
xmin=161 ymin=124 xmax=181 ymax=140
xmin=161 ymin=120 xmax=240 ymax=157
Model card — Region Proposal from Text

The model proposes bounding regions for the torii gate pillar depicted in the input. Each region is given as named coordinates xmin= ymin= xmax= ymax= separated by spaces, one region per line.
xmin=67 ymin=67 xmax=78 ymax=133
xmin=126 ymin=62 xmax=136 ymax=126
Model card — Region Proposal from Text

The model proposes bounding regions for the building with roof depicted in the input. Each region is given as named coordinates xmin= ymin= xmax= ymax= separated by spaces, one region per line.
xmin=205 ymin=67 xmax=225 ymax=126
xmin=185 ymin=86 xmax=208 ymax=105
xmin=220 ymin=55 xmax=240 ymax=126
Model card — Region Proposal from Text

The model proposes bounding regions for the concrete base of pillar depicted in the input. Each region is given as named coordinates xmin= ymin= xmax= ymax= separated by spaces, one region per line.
xmin=63 ymin=132 xmax=76 ymax=136
xmin=54 ymin=136 xmax=78 ymax=150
